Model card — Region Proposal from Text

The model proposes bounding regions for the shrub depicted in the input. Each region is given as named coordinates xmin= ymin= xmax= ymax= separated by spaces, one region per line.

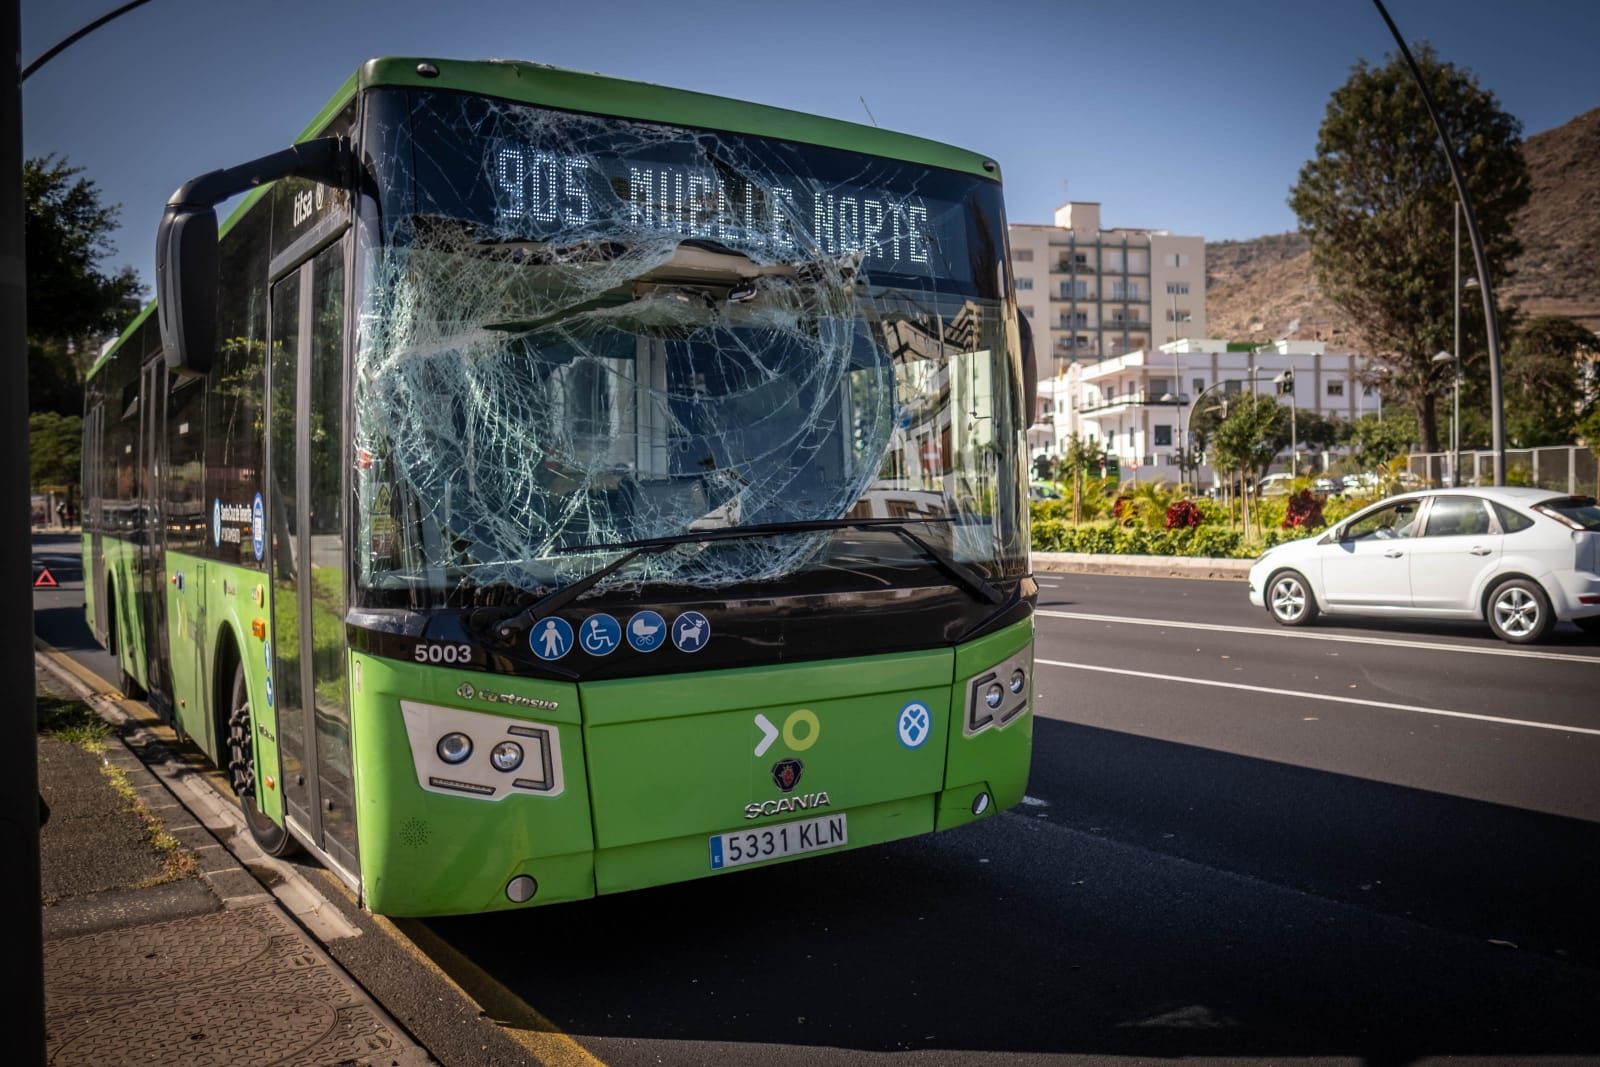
xmin=1165 ymin=499 xmax=1203 ymax=529
xmin=1282 ymin=489 xmax=1325 ymax=530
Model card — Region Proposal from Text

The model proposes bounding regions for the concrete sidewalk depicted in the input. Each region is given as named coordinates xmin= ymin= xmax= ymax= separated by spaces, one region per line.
xmin=36 ymin=664 xmax=432 ymax=1066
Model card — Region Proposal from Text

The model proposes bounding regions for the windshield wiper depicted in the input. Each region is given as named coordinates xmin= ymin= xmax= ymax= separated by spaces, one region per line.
xmin=491 ymin=516 xmax=1002 ymax=645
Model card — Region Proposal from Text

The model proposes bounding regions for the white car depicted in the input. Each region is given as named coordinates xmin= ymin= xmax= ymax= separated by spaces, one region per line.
xmin=1248 ymin=487 xmax=1600 ymax=643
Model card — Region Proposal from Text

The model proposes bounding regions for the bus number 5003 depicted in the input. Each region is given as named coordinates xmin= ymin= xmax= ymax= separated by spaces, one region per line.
xmin=414 ymin=643 xmax=473 ymax=665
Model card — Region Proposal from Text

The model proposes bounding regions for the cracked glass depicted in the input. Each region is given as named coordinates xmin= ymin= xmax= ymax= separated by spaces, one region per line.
xmin=351 ymin=86 xmax=1025 ymax=606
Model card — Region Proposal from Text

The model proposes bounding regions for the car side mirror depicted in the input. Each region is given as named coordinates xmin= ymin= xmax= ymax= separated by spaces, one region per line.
xmin=156 ymin=136 xmax=351 ymax=376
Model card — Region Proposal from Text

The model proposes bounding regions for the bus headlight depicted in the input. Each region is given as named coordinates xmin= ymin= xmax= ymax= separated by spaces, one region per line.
xmin=489 ymin=741 xmax=524 ymax=772
xmin=436 ymin=732 xmax=473 ymax=764
xmin=965 ymin=641 xmax=1033 ymax=735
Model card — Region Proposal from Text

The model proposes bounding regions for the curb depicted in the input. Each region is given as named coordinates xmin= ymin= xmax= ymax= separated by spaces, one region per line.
xmin=1032 ymin=551 xmax=1253 ymax=581
xmin=34 ymin=645 xmax=360 ymax=942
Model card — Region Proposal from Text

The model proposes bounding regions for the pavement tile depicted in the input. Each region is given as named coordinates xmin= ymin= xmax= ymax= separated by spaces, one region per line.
xmin=45 ymin=904 xmax=430 ymax=1066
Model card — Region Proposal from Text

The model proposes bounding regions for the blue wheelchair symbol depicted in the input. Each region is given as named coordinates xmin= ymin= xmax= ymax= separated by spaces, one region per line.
xmin=530 ymin=617 xmax=574 ymax=661
xmin=672 ymin=611 xmax=711 ymax=653
xmin=580 ymin=613 xmax=621 ymax=656
xmin=627 ymin=611 xmax=667 ymax=653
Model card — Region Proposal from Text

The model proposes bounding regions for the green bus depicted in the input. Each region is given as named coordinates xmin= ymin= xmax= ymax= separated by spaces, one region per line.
xmin=82 ymin=57 xmax=1037 ymax=916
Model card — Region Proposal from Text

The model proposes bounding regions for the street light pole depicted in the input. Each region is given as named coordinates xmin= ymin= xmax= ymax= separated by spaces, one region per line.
xmin=1372 ymin=0 xmax=1507 ymax=485
xmin=1452 ymin=200 xmax=1462 ymax=485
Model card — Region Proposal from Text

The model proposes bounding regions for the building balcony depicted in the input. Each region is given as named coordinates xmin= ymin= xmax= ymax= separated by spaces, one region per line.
xmin=1048 ymin=292 xmax=1096 ymax=302
xmin=1050 ymin=261 xmax=1095 ymax=274
xmin=1075 ymin=390 xmax=1189 ymax=413
xmin=1104 ymin=319 xmax=1152 ymax=331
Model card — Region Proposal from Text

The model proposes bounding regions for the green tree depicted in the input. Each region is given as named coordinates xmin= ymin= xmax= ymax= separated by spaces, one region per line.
xmin=1209 ymin=395 xmax=1288 ymax=532
xmin=29 ymin=412 xmax=82 ymax=501
xmin=1343 ymin=412 xmax=1418 ymax=472
xmin=1058 ymin=432 xmax=1105 ymax=524
xmin=25 ymin=155 xmax=145 ymax=414
xmin=1288 ymin=46 xmax=1529 ymax=452
xmin=1501 ymin=316 xmax=1598 ymax=447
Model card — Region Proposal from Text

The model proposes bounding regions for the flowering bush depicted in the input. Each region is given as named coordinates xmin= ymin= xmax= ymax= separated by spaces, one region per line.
xmin=1164 ymin=499 xmax=1204 ymax=530
xmin=1282 ymin=489 xmax=1325 ymax=530
xmin=1110 ymin=494 xmax=1132 ymax=525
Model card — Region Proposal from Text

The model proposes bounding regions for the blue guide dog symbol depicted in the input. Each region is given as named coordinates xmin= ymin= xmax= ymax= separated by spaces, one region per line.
xmin=212 ymin=499 xmax=222 ymax=547
xmin=627 ymin=610 xmax=667 ymax=653
xmin=672 ymin=611 xmax=711 ymax=653
xmin=897 ymin=701 xmax=931 ymax=749
xmin=530 ymin=617 xmax=574 ymax=661
xmin=580 ymin=613 xmax=621 ymax=656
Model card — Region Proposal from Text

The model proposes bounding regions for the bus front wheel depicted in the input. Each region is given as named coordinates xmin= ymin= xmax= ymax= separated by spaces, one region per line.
xmin=227 ymin=661 xmax=298 ymax=857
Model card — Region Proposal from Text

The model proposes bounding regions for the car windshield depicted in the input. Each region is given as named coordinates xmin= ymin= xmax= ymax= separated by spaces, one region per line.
xmin=1534 ymin=496 xmax=1600 ymax=531
xmin=350 ymin=88 xmax=1025 ymax=606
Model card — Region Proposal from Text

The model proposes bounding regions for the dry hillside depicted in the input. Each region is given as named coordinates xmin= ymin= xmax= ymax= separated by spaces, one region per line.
xmin=1206 ymin=106 xmax=1600 ymax=345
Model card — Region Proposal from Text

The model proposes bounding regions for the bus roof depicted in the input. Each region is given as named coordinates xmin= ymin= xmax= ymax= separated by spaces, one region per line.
xmin=89 ymin=58 xmax=998 ymax=382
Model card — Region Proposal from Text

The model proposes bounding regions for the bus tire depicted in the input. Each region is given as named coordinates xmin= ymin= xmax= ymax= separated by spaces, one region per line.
xmin=227 ymin=660 xmax=298 ymax=857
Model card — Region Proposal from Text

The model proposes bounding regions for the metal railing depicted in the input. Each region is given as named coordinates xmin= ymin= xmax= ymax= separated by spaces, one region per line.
xmin=1405 ymin=445 xmax=1598 ymax=494
xmin=1076 ymin=390 xmax=1190 ymax=413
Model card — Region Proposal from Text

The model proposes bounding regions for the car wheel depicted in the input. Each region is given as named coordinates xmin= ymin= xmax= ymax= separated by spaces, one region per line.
xmin=1267 ymin=569 xmax=1318 ymax=627
xmin=1485 ymin=578 xmax=1554 ymax=644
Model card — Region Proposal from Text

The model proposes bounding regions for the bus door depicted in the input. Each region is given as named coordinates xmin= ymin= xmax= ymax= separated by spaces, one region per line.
xmin=137 ymin=356 xmax=171 ymax=712
xmin=266 ymin=239 xmax=358 ymax=877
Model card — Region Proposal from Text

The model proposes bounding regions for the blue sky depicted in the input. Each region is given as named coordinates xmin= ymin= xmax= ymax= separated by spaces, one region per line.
xmin=21 ymin=0 xmax=1599 ymax=291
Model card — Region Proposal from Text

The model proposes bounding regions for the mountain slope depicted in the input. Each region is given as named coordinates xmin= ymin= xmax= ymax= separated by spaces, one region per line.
xmin=1206 ymin=107 xmax=1600 ymax=344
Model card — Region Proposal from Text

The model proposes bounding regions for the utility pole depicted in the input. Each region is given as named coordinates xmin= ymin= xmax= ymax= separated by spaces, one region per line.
xmin=2 ymin=0 xmax=45 ymax=1060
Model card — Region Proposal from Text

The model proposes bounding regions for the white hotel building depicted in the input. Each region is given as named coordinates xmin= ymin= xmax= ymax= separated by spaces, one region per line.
xmin=1035 ymin=339 xmax=1382 ymax=484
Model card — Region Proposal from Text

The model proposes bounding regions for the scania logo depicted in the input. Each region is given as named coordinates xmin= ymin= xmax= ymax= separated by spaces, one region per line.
xmin=745 ymin=791 xmax=831 ymax=820
xmin=771 ymin=759 xmax=803 ymax=793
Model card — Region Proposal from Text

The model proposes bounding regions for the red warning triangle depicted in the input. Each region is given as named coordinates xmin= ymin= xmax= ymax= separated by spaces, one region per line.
xmin=34 ymin=567 xmax=58 ymax=588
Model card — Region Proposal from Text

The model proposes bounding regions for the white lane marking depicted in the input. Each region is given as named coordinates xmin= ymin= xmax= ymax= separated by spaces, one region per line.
xmin=753 ymin=713 xmax=779 ymax=757
xmin=1037 ymin=609 xmax=1600 ymax=666
xmin=1037 ymin=659 xmax=1600 ymax=738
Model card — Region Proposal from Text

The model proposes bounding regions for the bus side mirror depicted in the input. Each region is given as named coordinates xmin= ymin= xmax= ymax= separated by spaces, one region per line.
xmin=1017 ymin=310 xmax=1038 ymax=424
xmin=155 ymin=136 xmax=352 ymax=377
xmin=156 ymin=204 xmax=219 ymax=376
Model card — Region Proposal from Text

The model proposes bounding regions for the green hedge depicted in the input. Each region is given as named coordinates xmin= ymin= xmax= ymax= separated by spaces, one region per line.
xmin=1031 ymin=518 xmax=1302 ymax=559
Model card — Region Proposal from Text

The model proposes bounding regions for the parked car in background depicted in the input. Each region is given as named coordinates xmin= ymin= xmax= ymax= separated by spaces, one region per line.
xmin=1256 ymin=473 xmax=1295 ymax=497
xmin=1248 ymin=487 xmax=1600 ymax=643
xmin=1313 ymin=475 xmax=1346 ymax=496
xmin=1029 ymin=481 xmax=1063 ymax=502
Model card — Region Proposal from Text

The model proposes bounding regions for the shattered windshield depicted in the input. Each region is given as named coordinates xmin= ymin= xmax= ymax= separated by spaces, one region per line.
xmin=351 ymin=87 xmax=1024 ymax=604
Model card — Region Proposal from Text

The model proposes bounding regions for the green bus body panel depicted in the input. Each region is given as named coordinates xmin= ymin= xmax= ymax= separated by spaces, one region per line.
xmin=582 ymin=648 xmax=953 ymax=850
xmin=93 ymin=535 xmax=149 ymax=692
xmin=80 ymin=531 xmax=97 ymax=643
xmin=350 ymin=653 xmax=596 ymax=916
xmin=342 ymin=625 xmax=1030 ymax=915
xmin=941 ymin=618 xmax=1035 ymax=829
xmin=359 ymin=57 xmax=999 ymax=182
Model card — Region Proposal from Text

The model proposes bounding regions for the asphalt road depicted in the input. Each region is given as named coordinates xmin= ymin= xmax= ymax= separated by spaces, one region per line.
xmin=35 ymin=537 xmax=1600 ymax=1065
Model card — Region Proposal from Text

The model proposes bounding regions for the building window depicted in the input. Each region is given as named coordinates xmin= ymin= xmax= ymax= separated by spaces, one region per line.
xmin=1112 ymin=282 xmax=1141 ymax=300
xmin=1154 ymin=424 xmax=1173 ymax=447
xmin=1327 ymin=379 xmax=1345 ymax=397
xmin=1020 ymin=306 xmax=1034 ymax=319
xmin=1149 ymin=378 xmax=1170 ymax=396
xmin=1074 ymin=253 xmax=1088 ymax=266
xmin=1166 ymin=253 xmax=1190 ymax=267
xmin=1016 ymin=277 xmax=1033 ymax=290
xmin=1192 ymin=377 xmax=1205 ymax=394
xmin=1106 ymin=429 xmax=1116 ymax=448
xmin=1165 ymin=282 xmax=1189 ymax=295
xmin=1362 ymin=383 xmax=1375 ymax=397
xmin=1165 ymin=308 xmax=1192 ymax=322
xmin=1013 ymin=248 xmax=1033 ymax=262
xmin=1223 ymin=380 xmax=1241 ymax=396
xmin=1063 ymin=280 xmax=1087 ymax=299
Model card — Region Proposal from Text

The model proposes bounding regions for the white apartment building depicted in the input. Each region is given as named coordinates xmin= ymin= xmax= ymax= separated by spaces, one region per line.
xmin=1009 ymin=202 xmax=1206 ymax=371
xmin=1037 ymin=339 xmax=1381 ymax=484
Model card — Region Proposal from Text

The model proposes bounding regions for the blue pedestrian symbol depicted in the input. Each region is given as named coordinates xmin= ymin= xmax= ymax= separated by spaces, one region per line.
xmin=250 ymin=492 xmax=265 ymax=561
xmin=530 ymin=617 xmax=574 ymax=661
xmin=579 ymin=613 xmax=621 ymax=656
xmin=264 ymin=674 xmax=275 ymax=708
xmin=672 ymin=611 xmax=711 ymax=653
xmin=626 ymin=610 xmax=667 ymax=653
xmin=897 ymin=701 xmax=931 ymax=749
